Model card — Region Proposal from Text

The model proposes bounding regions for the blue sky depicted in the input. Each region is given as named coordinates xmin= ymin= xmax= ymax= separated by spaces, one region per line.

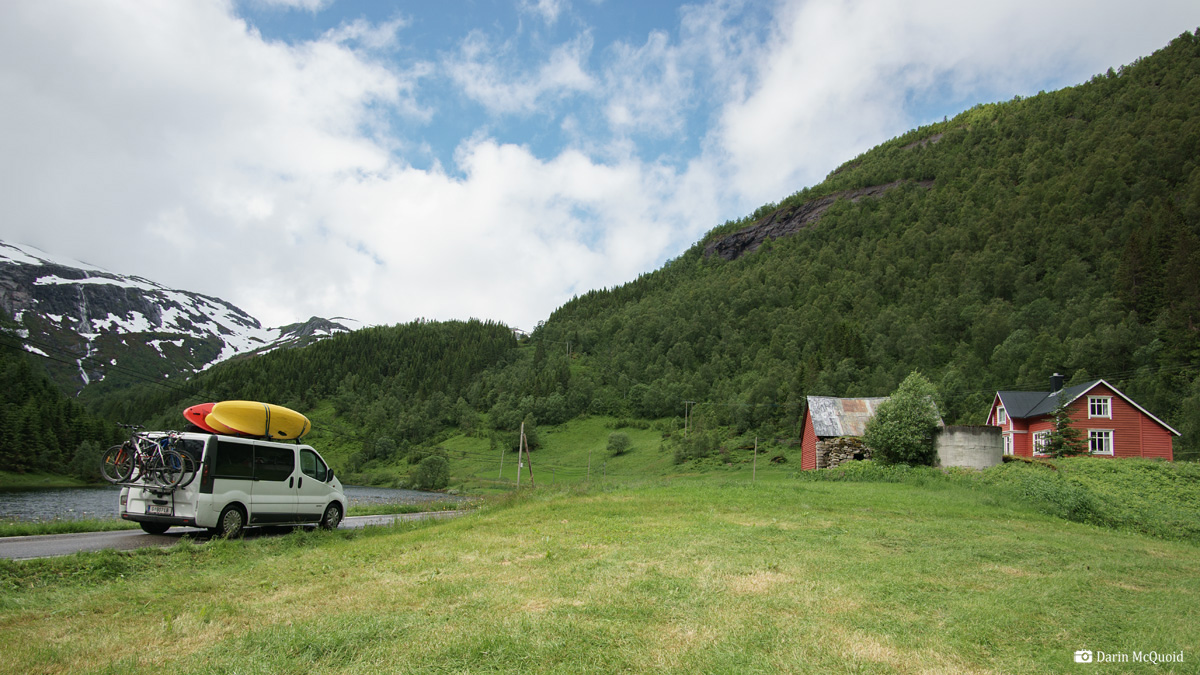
xmin=1 ymin=1 xmax=1198 ymax=329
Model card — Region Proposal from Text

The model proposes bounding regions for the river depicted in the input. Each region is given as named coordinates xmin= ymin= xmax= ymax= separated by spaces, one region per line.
xmin=0 ymin=485 xmax=462 ymax=522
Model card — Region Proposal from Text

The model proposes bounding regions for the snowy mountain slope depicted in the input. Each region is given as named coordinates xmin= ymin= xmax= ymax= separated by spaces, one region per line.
xmin=0 ymin=241 xmax=356 ymax=395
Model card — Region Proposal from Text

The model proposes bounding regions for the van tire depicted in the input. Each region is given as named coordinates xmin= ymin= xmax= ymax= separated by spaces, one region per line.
xmin=140 ymin=522 xmax=170 ymax=535
xmin=216 ymin=504 xmax=246 ymax=538
xmin=320 ymin=503 xmax=342 ymax=530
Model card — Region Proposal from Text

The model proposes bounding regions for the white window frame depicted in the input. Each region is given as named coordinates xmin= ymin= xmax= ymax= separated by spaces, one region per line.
xmin=1032 ymin=430 xmax=1050 ymax=456
xmin=1089 ymin=429 xmax=1114 ymax=456
xmin=996 ymin=406 xmax=1007 ymax=425
xmin=1088 ymin=396 xmax=1112 ymax=419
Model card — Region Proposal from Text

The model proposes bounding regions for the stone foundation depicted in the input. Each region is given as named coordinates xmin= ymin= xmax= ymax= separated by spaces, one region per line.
xmin=816 ymin=436 xmax=871 ymax=469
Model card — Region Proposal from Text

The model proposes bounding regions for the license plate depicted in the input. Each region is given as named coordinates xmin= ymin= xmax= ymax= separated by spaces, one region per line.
xmin=147 ymin=504 xmax=172 ymax=516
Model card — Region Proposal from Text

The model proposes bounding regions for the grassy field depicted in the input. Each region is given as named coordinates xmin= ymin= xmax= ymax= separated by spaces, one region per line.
xmin=1 ymin=475 xmax=1196 ymax=674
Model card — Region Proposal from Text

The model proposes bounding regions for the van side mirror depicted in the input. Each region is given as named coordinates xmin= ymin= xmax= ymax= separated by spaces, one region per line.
xmin=327 ymin=468 xmax=334 ymax=482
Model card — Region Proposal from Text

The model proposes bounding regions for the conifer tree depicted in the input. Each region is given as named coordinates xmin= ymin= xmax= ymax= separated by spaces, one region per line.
xmin=1045 ymin=396 xmax=1088 ymax=458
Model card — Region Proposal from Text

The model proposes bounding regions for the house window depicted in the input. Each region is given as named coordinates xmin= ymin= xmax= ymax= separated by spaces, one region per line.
xmin=1003 ymin=434 xmax=1013 ymax=456
xmin=996 ymin=407 xmax=1007 ymax=425
xmin=1089 ymin=430 xmax=1114 ymax=455
xmin=1032 ymin=431 xmax=1050 ymax=456
xmin=1088 ymin=396 xmax=1111 ymax=419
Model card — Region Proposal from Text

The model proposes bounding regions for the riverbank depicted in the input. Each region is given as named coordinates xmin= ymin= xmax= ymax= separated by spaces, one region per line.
xmin=0 ymin=470 xmax=91 ymax=490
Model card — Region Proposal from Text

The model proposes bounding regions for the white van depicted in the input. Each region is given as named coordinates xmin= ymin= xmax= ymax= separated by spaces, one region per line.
xmin=119 ymin=432 xmax=345 ymax=537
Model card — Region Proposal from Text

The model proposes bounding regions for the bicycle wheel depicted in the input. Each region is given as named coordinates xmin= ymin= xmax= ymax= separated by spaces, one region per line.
xmin=174 ymin=452 xmax=198 ymax=489
xmin=154 ymin=448 xmax=188 ymax=488
xmin=100 ymin=444 xmax=134 ymax=483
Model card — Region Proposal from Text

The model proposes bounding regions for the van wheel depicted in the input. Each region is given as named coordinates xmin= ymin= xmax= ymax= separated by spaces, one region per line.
xmin=216 ymin=505 xmax=246 ymax=538
xmin=320 ymin=503 xmax=342 ymax=530
xmin=140 ymin=522 xmax=170 ymax=535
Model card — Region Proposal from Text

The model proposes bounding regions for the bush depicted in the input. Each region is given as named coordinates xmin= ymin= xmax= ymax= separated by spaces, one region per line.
xmin=412 ymin=455 xmax=449 ymax=490
xmin=863 ymin=371 xmax=941 ymax=466
xmin=607 ymin=432 xmax=632 ymax=456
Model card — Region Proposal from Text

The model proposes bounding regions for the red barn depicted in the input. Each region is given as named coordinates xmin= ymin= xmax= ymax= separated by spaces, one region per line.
xmin=800 ymin=396 xmax=889 ymax=470
xmin=986 ymin=375 xmax=1179 ymax=459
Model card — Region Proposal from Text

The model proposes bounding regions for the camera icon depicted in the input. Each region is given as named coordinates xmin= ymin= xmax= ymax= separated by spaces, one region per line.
xmin=1074 ymin=650 xmax=1094 ymax=663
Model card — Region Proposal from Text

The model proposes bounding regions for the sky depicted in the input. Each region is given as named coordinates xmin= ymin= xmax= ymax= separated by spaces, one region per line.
xmin=1 ymin=1 xmax=1197 ymax=331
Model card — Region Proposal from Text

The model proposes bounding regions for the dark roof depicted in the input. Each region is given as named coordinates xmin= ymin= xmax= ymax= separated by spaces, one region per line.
xmin=995 ymin=379 xmax=1180 ymax=436
xmin=997 ymin=381 xmax=1098 ymax=419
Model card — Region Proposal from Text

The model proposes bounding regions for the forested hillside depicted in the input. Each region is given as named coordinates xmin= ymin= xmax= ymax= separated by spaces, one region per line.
xmin=532 ymin=30 xmax=1200 ymax=457
xmin=74 ymin=31 xmax=1200 ymax=471
xmin=0 ymin=321 xmax=123 ymax=478
xmin=88 ymin=319 xmax=519 ymax=459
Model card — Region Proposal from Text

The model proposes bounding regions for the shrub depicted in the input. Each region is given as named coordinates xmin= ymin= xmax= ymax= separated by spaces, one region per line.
xmin=863 ymin=371 xmax=941 ymax=466
xmin=412 ymin=455 xmax=450 ymax=490
xmin=607 ymin=432 xmax=632 ymax=456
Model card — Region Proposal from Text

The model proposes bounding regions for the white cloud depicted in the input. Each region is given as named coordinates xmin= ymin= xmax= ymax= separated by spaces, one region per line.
xmin=324 ymin=15 xmax=412 ymax=52
xmin=447 ymin=31 xmax=596 ymax=115
xmin=0 ymin=1 xmax=706 ymax=329
xmin=519 ymin=0 xmax=567 ymax=26
xmin=255 ymin=0 xmax=333 ymax=12
xmin=602 ymin=30 xmax=691 ymax=137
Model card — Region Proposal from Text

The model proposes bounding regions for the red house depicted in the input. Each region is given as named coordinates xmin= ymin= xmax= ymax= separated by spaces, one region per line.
xmin=986 ymin=375 xmax=1179 ymax=459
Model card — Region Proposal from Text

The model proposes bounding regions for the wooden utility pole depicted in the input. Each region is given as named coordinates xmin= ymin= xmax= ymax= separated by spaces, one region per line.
xmin=498 ymin=441 xmax=505 ymax=479
xmin=518 ymin=422 xmax=535 ymax=488
xmin=587 ymin=444 xmax=592 ymax=482
xmin=753 ymin=436 xmax=758 ymax=482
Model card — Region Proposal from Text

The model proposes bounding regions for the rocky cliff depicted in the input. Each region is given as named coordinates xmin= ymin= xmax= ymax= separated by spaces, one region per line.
xmin=704 ymin=179 xmax=935 ymax=261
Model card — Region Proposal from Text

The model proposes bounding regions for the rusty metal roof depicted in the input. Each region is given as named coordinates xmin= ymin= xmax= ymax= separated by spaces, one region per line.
xmin=806 ymin=396 xmax=890 ymax=438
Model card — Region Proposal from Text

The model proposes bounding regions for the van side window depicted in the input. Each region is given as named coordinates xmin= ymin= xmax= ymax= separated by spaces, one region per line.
xmin=255 ymin=444 xmax=295 ymax=482
xmin=214 ymin=440 xmax=254 ymax=478
xmin=300 ymin=448 xmax=327 ymax=482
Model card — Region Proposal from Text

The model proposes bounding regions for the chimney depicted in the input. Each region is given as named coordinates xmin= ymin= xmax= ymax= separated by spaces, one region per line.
xmin=1050 ymin=373 xmax=1064 ymax=392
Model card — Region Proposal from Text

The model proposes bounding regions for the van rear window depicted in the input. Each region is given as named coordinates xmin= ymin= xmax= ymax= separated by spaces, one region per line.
xmin=174 ymin=438 xmax=205 ymax=462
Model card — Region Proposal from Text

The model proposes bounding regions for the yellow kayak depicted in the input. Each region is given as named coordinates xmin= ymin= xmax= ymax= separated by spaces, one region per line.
xmin=208 ymin=400 xmax=312 ymax=440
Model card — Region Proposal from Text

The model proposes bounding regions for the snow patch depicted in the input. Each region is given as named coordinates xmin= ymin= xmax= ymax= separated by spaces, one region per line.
xmin=0 ymin=241 xmax=116 ymax=275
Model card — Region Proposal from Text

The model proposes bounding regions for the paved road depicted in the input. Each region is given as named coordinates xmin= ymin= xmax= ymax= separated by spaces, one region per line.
xmin=0 ymin=510 xmax=465 ymax=561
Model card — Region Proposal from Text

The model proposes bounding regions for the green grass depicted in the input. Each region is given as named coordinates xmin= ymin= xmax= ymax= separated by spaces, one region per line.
xmin=0 ymin=518 xmax=139 ymax=537
xmin=345 ymin=500 xmax=471 ymax=517
xmin=1 ymin=478 xmax=1196 ymax=674
xmin=439 ymin=415 xmax=795 ymax=493
xmin=802 ymin=457 xmax=1200 ymax=543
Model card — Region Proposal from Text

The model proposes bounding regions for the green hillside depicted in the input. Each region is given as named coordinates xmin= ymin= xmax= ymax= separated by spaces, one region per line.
xmin=533 ymin=30 xmax=1200 ymax=456
xmin=77 ymin=31 xmax=1200 ymax=482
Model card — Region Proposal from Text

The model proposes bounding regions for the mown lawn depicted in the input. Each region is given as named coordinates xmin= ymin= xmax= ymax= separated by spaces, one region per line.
xmin=1 ymin=479 xmax=1196 ymax=674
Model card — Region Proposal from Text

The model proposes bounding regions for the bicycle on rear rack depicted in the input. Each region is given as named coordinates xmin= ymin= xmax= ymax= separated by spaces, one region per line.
xmin=100 ymin=425 xmax=197 ymax=489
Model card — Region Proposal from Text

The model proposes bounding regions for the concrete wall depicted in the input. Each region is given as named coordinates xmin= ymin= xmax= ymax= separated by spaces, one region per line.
xmin=935 ymin=425 xmax=1003 ymax=469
